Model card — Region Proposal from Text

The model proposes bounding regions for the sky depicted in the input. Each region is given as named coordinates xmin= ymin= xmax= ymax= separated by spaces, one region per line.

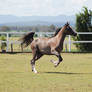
xmin=0 ymin=0 xmax=91 ymax=16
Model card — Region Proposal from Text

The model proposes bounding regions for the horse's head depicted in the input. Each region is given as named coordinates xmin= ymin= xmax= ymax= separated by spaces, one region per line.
xmin=64 ymin=22 xmax=77 ymax=36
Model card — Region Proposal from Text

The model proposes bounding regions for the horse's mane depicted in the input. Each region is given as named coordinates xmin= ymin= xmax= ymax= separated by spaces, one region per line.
xmin=54 ymin=27 xmax=61 ymax=36
xmin=51 ymin=27 xmax=61 ymax=37
xmin=53 ymin=23 xmax=69 ymax=37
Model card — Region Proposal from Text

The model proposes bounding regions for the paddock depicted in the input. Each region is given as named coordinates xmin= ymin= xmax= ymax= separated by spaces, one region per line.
xmin=0 ymin=53 xmax=92 ymax=92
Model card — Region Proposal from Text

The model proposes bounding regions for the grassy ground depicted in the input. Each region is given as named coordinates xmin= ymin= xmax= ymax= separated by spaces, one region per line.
xmin=0 ymin=53 xmax=92 ymax=92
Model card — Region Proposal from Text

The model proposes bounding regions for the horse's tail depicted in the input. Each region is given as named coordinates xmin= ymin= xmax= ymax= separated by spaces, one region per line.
xmin=20 ymin=32 xmax=35 ymax=47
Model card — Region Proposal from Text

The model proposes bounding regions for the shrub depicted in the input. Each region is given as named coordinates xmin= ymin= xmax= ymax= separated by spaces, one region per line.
xmin=74 ymin=7 xmax=92 ymax=51
xmin=0 ymin=36 xmax=7 ymax=51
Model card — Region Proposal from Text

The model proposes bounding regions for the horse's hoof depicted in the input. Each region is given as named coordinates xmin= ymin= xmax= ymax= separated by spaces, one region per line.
xmin=32 ymin=70 xmax=37 ymax=73
xmin=54 ymin=64 xmax=58 ymax=67
xmin=54 ymin=62 xmax=60 ymax=67
xmin=33 ymin=70 xmax=38 ymax=73
xmin=33 ymin=71 xmax=38 ymax=74
xmin=34 ymin=71 xmax=37 ymax=73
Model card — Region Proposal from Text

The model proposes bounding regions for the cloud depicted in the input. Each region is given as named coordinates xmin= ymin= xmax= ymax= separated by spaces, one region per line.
xmin=0 ymin=0 xmax=91 ymax=16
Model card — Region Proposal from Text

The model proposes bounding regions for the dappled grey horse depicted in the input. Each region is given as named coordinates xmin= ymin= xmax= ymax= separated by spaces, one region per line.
xmin=20 ymin=22 xmax=77 ymax=73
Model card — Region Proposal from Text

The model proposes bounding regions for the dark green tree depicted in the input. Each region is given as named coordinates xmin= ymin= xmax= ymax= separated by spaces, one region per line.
xmin=74 ymin=7 xmax=92 ymax=51
xmin=0 ymin=26 xmax=10 ymax=32
xmin=49 ymin=24 xmax=56 ymax=31
xmin=0 ymin=36 xmax=7 ymax=52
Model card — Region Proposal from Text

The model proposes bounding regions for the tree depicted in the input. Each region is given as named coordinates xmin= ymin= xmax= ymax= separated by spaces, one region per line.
xmin=49 ymin=24 xmax=56 ymax=31
xmin=74 ymin=7 xmax=92 ymax=51
xmin=0 ymin=36 xmax=7 ymax=52
xmin=0 ymin=26 xmax=10 ymax=32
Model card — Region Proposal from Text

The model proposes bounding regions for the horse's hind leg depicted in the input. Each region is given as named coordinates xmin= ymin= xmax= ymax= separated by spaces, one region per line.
xmin=31 ymin=53 xmax=37 ymax=73
xmin=31 ymin=51 xmax=43 ymax=73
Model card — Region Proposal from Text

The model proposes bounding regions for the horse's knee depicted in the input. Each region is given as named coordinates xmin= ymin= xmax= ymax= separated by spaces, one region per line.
xmin=59 ymin=56 xmax=63 ymax=62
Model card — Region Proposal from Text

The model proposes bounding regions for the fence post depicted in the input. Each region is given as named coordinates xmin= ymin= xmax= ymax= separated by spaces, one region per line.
xmin=65 ymin=41 xmax=67 ymax=52
xmin=6 ymin=33 xmax=9 ymax=52
xmin=11 ymin=43 xmax=13 ymax=52
xmin=68 ymin=35 xmax=71 ymax=52
xmin=21 ymin=43 xmax=23 ymax=52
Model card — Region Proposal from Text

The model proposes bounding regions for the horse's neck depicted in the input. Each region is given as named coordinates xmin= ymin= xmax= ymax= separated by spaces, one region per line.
xmin=57 ymin=26 xmax=66 ymax=44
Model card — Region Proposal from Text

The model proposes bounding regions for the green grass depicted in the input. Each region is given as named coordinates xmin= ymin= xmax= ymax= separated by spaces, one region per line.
xmin=0 ymin=53 xmax=92 ymax=92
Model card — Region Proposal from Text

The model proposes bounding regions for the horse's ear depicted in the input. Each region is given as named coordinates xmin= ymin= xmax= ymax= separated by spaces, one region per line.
xmin=65 ymin=22 xmax=69 ymax=26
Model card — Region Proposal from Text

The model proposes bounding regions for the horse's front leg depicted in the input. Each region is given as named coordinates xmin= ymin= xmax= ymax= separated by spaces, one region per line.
xmin=55 ymin=54 xmax=63 ymax=67
xmin=50 ymin=50 xmax=63 ymax=67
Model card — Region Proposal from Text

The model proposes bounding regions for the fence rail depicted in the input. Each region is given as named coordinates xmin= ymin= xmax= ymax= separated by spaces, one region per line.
xmin=0 ymin=32 xmax=92 ymax=52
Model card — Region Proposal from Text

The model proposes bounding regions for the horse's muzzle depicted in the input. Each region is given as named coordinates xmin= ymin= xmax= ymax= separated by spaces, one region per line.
xmin=73 ymin=33 xmax=77 ymax=36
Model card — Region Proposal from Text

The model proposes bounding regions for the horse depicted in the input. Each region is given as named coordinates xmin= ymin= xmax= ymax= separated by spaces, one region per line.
xmin=20 ymin=22 xmax=77 ymax=73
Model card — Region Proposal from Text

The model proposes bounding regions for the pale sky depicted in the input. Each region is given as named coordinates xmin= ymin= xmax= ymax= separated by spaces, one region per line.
xmin=0 ymin=0 xmax=91 ymax=16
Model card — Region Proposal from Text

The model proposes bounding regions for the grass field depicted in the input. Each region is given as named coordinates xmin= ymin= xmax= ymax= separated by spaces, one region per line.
xmin=0 ymin=53 xmax=92 ymax=92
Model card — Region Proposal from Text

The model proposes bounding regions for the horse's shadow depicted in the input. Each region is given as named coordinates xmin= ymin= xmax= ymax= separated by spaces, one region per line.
xmin=43 ymin=72 xmax=92 ymax=75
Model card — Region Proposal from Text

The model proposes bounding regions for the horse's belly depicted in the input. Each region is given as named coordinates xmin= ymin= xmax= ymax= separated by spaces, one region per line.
xmin=39 ymin=47 xmax=52 ymax=54
xmin=35 ymin=38 xmax=54 ymax=54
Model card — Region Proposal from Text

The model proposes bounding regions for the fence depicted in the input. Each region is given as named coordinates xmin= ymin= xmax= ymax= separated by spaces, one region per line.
xmin=0 ymin=32 xmax=92 ymax=52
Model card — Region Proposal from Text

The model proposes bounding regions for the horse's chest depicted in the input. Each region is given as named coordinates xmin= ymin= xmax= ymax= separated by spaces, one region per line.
xmin=56 ymin=43 xmax=63 ymax=52
xmin=56 ymin=46 xmax=63 ymax=52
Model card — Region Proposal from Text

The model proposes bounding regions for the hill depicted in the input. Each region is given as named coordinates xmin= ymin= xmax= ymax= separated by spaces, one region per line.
xmin=0 ymin=15 xmax=75 ymax=27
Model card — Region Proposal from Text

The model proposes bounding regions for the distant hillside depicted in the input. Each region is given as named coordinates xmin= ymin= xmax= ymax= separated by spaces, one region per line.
xmin=0 ymin=15 xmax=76 ymax=27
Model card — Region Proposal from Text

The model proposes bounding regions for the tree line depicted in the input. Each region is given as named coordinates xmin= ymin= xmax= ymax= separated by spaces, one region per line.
xmin=0 ymin=24 xmax=56 ymax=32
